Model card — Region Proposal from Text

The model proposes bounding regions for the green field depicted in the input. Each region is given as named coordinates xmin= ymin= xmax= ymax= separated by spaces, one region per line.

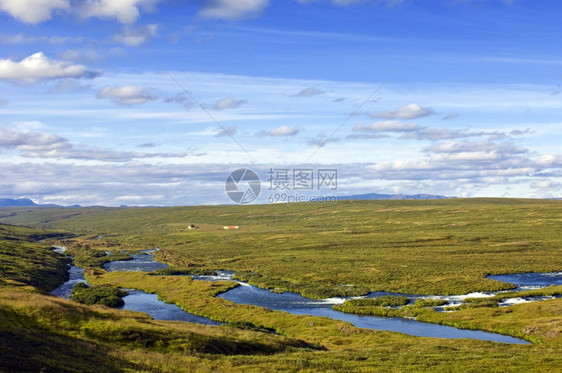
xmin=1 ymin=198 xmax=561 ymax=371
xmin=2 ymin=198 xmax=561 ymax=296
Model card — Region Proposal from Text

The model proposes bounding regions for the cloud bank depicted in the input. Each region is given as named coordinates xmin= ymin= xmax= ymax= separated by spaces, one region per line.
xmin=0 ymin=0 xmax=69 ymax=24
xmin=208 ymin=96 xmax=246 ymax=110
xmin=257 ymin=125 xmax=300 ymax=137
xmin=114 ymin=24 xmax=158 ymax=46
xmin=0 ymin=0 xmax=162 ymax=24
xmin=198 ymin=0 xmax=269 ymax=20
xmin=0 ymin=52 xmax=97 ymax=84
xmin=97 ymin=85 xmax=157 ymax=105
xmin=370 ymin=103 xmax=434 ymax=119
xmin=295 ymin=87 xmax=325 ymax=97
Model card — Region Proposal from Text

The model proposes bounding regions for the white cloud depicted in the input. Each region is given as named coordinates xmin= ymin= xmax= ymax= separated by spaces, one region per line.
xmin=0 ymin=34 xmax=82 ymax=45
xmin=430 ymin=151 xmax=504 ymax=163
xmin=295 ymin=87 xmax=325 ymax=97
xmin=530 ymin=180 xmax=562 ymax=195
xmin=58 ymin=49 xmax=100 ymax=64
xmin=333 ymin=0 xmax=369 ymax=4
xmin=79 ymin=0 xmax=161 ymax=23
xmin=215 ymin=126 xmax=238 ymax=137
xmin=0 ymin=154 xmax=559 ymax=205
xmin=355 ymin=123 xmax=530 ymax=142
xmin=336 ymin=0 xmax=406 ymax=5
xmin=0 ymin=162 xmax=231 ymax=206
xmin=114 ymin=24 xmax=158 ymax=46
xmin=346 ymin=133 xmax=388 ymax=140
xmin=353 ymin=120 xmax=420 ymax=132
xmin=164 ymin=93 xmax=194 ymax=109
xmin=208 ymin=96 xmax=246 ymax=110
xmin=199 ymin=0 xmax=269 ymax=20
xmin=0 ymin=34 xmax=35 ymax=44
xmin=257 ymin=125 xmax=300 ymax=137
xmin=0 ymin=0 xmax=69 ymax=24
xmin=0 ymin=127 xmax=71 ymax=157
xmin=307 ymin=132 xmax=341 ymax=147
xmin=0 ymin=128 xmax=64 ymax=148
xmin=48 ymin=79 xmax=91 ymax=93
xmin=442 ymin=113 xmax=460 ymax=120
xmin=9 ymin=121 xmax=45 ymax=131
xmin=298 ymin=0 xmax=407 ymax=7
xmin=370 ymin=103 xmax=434 ymax=119
xmin=536 ymin=154 xmax=562 ymax=167
xmin=400 ymin=127 xmax=493 ymax=140
xmin=60 ymin=147 xmax=188 ymax=162
xmin=365 ymin=157 xmax=537 ymax=182
xmin=0 ymin=128 xmax=188 ymax=161
xmin=0 ymin=52 xmax=97 ymax=84
xmin=97 ymin=85 xmax=157 ymax=105
xmin=0 ymin=0 xmax=162 ymax=24
xmin=1 ymin=68 xmax=559 ymax=202
xmin=425 ymin=141 xmax=528 ymax=155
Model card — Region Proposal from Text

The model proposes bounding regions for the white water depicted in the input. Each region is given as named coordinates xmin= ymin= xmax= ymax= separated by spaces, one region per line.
xmin=52 ymin=247 xmax=561 ymax=344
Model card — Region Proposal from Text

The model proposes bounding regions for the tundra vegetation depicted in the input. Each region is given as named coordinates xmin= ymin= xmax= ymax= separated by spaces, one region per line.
xmin=71 ymin=282 xmax=128 ymax=308
xmin=414 ymin=298 xmax=449 ymax=308
xmin=0 ymin=198 xmax=561 ymax=371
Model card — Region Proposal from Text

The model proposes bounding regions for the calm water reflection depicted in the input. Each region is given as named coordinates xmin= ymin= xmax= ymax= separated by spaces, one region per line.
xmin=119 ymin=289 xmax=222 ymax=325
xmin=104 ymin=250 xmax=169 ymax=272
xmin=216 ymin=278 xmax=528 ymax=343
xmin=487 ymin=272 xmax=562 ymax=290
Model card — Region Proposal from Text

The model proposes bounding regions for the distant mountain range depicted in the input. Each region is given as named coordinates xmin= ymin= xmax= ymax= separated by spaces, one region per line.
xmin=1 ymin=194 xmax=455 ymax=208
xmin=0 ymin=198 xmax=80 ymax=208
xmin=337 ymin=193 xmax=454 ymax=200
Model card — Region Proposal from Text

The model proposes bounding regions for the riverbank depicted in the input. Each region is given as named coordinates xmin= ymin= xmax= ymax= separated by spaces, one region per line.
xmin=48 ymin=226 xmax=558 ymax=345
xmin=74 ymin=247 xmax=536 ymax=343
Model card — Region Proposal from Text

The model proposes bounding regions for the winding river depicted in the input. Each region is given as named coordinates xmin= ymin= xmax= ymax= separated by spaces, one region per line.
xmin=118 ymin=290 xmax=223 ymax=325
xmin=102 ymin=251 xmax=547 ymax=344
xmin=52 ymin=246 xmax=562 ymax=344
xmin=487 ymin=272 xmax=562 ymax=290
xmin=104 ymin=250 xmax=169 ymax=272
xmin=51 ymin=248 xmax=220 ymax=326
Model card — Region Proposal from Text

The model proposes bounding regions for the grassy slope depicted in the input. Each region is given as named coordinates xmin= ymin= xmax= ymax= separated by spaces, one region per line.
xmin=0 ymin=224 xmax=323 ymax=372
xmin=0 ymin=224 xmax=69 ymax=291
xmin=0 ymin=288 xmax=327 ymax=373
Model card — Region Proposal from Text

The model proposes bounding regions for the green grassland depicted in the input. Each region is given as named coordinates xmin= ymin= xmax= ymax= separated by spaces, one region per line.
xmin=2 ymin=199 xmax=560 ymax=297
xmin=1 ymin=199 xmax=561 ymax=371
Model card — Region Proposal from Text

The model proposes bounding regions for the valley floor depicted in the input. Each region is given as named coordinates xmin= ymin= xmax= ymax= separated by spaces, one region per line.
xmin=1 ymin=199 xmax=561 ymax=372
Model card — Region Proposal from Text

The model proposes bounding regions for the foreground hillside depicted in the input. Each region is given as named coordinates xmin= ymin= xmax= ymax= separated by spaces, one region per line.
xmin=0 ymin=199 xmax=561 ymax=371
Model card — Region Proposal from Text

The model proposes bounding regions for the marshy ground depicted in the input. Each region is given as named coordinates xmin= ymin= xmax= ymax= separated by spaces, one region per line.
xmin=0 ymin=198 xmax=561 ymax=372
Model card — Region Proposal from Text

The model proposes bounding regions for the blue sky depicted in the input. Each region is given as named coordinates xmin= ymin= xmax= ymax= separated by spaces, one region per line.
xmin=0 ymin=0 xmax=561 ymax=206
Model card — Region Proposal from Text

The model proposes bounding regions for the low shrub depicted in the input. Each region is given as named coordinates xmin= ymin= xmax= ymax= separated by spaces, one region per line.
xmin=414 ymin=298 xmax=448 ymax=308
xmin=227 ymin=320 xmax=276 ymax=333
xmin=344 ymin=296 xmax=410 ymax=308
xmin=71 ymin=283 xmax=128 ymax=308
